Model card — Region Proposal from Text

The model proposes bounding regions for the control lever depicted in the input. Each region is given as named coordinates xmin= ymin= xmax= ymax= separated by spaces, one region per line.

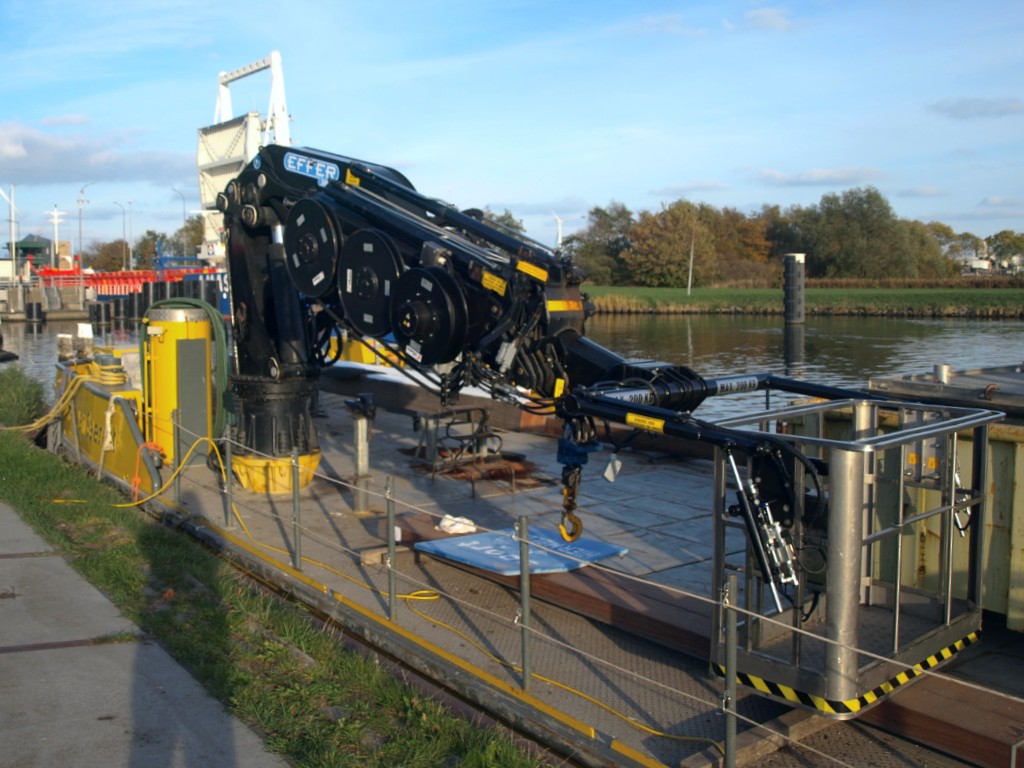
xmin=725 ymin=450 xmax=798 ymax=614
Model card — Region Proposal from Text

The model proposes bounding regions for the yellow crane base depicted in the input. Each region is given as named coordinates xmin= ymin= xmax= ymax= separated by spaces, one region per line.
xmin=232 ymin=451 xmax=321 ymax=494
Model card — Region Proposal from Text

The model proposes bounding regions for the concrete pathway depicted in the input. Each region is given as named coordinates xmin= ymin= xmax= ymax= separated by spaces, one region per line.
xmin=0 ymin=503 xmax=289 ymax=768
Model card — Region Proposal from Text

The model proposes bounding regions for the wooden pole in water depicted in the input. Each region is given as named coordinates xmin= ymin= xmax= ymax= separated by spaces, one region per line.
xmin=784 ymin=253 xmax=805 ymax=325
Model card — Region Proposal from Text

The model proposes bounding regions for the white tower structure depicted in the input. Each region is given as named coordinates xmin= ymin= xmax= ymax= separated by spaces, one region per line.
xmin=0 ymin=185 xmax=17 ymax=279
xmin=196 ymin=50 xmax=291 ymax=261
xmin=46 ymin=206 xmax=67 ymax=269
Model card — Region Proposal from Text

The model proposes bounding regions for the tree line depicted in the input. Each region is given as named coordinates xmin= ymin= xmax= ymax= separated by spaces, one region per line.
xmin=82 ymin=215 xmax=205 ymax=271
xmin=562 ymin=187 xmax=1024 ymax=287
xmin=81 ymin=194 xmax=1024 ymax=291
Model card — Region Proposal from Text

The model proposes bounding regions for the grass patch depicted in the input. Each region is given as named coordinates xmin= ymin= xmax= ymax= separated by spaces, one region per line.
xmin=0 ymin=365 xmax=47 ymax=427
xmin=0 ymin=430 xmax=544 ymax=767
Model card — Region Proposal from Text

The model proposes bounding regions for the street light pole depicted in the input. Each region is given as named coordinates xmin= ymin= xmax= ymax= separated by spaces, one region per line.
xmin=171 ymin=187 xmax=186 ymax=258
xmin=77 ymin=182 xmax=97 ymax=264
xmin=113 ymin=202 xmax=127 ymax=271
xmin=128 ymin=200 xmax=134 ymax=269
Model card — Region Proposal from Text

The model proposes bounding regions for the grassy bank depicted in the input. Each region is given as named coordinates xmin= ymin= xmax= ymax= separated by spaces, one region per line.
xmin=586 ymin=285 xmax=1024 ymax=317
xmin=0 ymin=369 xmax=542 ymax=767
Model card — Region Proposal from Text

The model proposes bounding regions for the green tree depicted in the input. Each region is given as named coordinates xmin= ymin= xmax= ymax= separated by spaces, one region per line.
xmin=757 ymin=204 xmax=806 ymax=260
xmin=925 ymin=222 xmax=982 ymax=270
xmin=479 ymin=207 xmax=525 ymax=234
xmin=697 ymin=204 xmax=777 ymax=284
xmin=897 ymin=220 xmax=958 ymax=278
xmin=166 ymin=214 xmax=206 ymax=260
xmin=183 ymin=213 xmax=205 ymax=258
xmin=792 ymin=187 xmax=929 ymax=279
xmin=986 ymin=230 xmax=1024 ymax=263
xmin=958 ymin=232 xmax=984 ymax=262
xmin=82 ymin=239 xmax=131 ymax=271
xmin=620 ymin=201 xmax=711 ymax=288
xmin=133 ymin=230 xmax=164 ymax=270
xmin=821 ymin=187 xmax=895 ymax=276
xmin=562 ymin=202 xmax=634 ymax=285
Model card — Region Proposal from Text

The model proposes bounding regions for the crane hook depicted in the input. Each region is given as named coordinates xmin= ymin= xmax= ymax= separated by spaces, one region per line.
xmin=559 ymin=508 xmax=583 ymax=542
xmin=559 ymin=464 xmax=584 ymax=542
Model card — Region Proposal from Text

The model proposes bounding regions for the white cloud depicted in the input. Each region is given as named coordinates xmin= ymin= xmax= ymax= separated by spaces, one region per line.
xmin=744 ymin=7 xmax=795 ymax=31
xmin=928 ymin=98 xmax=1024 ymax=119
xmin=41 ymin=114 xmax=91 ymax=127
xmin=614 ymin=13 xmax=707 ymax=37
xmin=757 ymin=167 xmax=881 ymax=186
xmin=650 ymin=181 xmax=729 ymax=197
xmin=0 ymin=121 xmax=193 ymax=186
xmin=899 ymin=186 xmax=945 ymax=198
xmin=0 ymin=134 xmax=29 ymax=159
xmin=980 ymin=195 xmax=1024 ymax=208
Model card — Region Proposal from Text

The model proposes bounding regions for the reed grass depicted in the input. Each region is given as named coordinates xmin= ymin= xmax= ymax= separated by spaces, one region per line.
xmin=585 ymin=285 xmax=1024 ymax=317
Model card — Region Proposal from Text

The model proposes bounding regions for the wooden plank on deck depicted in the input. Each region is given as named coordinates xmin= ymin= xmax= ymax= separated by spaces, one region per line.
xmin=860 ymin=674 xmax=1024 ymax=768
xmin=394 ymin=513 xmax=713 ymax=658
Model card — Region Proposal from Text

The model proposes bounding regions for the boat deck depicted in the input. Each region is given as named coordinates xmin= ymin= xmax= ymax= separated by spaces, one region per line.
xmin=117 ymin=369 xmax=1024 ymax=767
xmin=870 ymin=364 xmax=1024 ymax=421
xmin=165 ymin=388 xmax=771 ymax=766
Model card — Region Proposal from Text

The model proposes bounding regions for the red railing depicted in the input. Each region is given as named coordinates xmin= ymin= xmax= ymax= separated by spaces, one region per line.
xmin=35 ymin=267 xmax=221 ymax=295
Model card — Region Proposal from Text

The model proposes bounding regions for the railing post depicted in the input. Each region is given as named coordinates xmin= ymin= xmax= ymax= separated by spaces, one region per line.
xmin=386 ymin=476 xmax=397 ymax=622
xmin=346 ymin=394 xmax=374 ymax=514
xmin=518 ymin=515 xmax=532 ymax=691
xmin=292 ymin=446 xmax=302 ymax=570
xmin=724 ymin=572 xmax=738 ymax=768
xmin=172 ymin=409 xmax=181 ymax=504
xmin=222 ymin=428 xmax=234 ymax=529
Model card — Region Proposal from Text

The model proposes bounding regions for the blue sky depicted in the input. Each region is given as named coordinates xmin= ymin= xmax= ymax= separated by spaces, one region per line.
xmin=1 ymin=0 xmax=1021 ymax=259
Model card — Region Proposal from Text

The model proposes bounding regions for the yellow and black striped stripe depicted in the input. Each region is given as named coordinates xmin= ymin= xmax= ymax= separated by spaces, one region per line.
xmin=714 ymin=631 xmax=980 ymax=716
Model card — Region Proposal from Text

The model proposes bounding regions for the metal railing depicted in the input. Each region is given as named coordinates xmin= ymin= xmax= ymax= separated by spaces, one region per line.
xmin=51 ymin=388 xmax=1015 ymax=768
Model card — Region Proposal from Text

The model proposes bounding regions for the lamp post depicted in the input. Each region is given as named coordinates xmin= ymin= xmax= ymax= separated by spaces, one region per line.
xmin=113 ymin=202 xmax=127 ymax=271
xmin=77 ymin=182 xmax=96 ymax=264
xmin=171 ymin=187 xmax=186 ymax=258
xmin=127 ymin=200 xmax=134 ymax=269
xmin=76 ymin=182 xmax=96 ymax=305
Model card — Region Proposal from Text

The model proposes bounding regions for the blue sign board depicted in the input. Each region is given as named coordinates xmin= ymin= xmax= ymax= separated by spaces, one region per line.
xmin=283 ymin=151 xmax=341 ymax=187
xmin=415 ymin=528 xmax=627 ymax=576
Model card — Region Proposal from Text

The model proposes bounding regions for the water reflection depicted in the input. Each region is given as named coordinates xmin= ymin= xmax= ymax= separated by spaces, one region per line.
xmin=2 ymin=314 xmax=1022 ymax=419
xmin=0 ymin=320 xmax=138 ymax=386
xmin=587 ymin=314 xmax=1024 ymax=418
xmin=587 ymin=314 xmax=1023 ymax=385
xmin=783 ymin=324 xmax=805 ymax=375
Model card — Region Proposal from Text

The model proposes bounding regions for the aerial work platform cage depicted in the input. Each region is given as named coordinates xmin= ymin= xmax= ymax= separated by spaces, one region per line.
xmin=710 ymin=398 xmax=1002 ymax=718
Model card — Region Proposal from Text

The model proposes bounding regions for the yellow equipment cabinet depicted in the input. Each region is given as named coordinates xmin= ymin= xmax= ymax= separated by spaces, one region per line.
xmin=142 ymin=306 xmax=214 ymax=465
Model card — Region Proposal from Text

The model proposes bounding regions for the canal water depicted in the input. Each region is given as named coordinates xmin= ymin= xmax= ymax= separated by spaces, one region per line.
xmin=1 ymin=320 xmax=139 ymax=386
xmin=585 ymin=314 xmax=1023 ymax=417
xmin=2 ymin=314 xmax=1022 ymax=419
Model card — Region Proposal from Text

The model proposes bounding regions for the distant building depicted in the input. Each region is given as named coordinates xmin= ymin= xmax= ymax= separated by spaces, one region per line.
xmin=1 ymin=235 xmax=72 ymax=273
